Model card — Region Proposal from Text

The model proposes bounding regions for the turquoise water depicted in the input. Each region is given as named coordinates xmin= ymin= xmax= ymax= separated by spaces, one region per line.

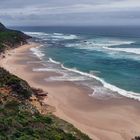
xmin=43 ymin=46 xmax=140 ymax=92
xmin=19 ymin=26 xmax=140 ymax=100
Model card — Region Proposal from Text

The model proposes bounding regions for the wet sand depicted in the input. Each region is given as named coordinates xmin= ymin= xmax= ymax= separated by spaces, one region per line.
xmin=1 ymin=42 xmax=140 ymax=140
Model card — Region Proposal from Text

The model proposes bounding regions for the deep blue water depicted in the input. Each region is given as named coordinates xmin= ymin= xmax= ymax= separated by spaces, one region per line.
xmin=13 ymin=26 xmax=140 ymax=99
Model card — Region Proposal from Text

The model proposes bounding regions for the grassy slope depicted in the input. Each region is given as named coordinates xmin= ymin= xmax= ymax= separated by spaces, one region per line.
xmin=0 ymin=68 xmax=91 ymax=140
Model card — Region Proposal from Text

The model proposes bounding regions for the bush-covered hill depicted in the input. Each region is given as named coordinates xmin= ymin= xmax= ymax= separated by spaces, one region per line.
xmin=0 ymin=22 xmax=31 ymax=53
xmin=0 ymin=67 xmax=91 ymax=140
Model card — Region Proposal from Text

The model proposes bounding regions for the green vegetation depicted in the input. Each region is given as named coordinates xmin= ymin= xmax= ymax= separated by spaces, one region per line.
xmin=0 ymin=31 xmax=26 ymax=47
xmin=0 ymin=67 xmax=33 ymax=99
xmin=0 ymin=22 xmax=31 ymax=53
xmin=0 ymin=68 xmax=91 ymax=140
xmin=0 ymin=100 xmax=90 ymax=140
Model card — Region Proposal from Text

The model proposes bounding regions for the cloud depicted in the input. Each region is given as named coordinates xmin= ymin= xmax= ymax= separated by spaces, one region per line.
xmin=0 ymin=0 xmax=140 ymax=26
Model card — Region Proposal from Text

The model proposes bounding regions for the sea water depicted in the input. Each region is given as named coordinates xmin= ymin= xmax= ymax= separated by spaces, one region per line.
xmin=14 ymin=26 xmax=140 ymax=100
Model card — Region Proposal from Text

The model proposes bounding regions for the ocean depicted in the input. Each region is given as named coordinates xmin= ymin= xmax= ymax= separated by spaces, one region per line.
xmin=13 ymin=26 xmax=140 ymax=100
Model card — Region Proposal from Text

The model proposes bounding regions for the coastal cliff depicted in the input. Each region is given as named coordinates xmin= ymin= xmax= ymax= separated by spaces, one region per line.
xmin=0 ymin=23 xmax=91 ymax=140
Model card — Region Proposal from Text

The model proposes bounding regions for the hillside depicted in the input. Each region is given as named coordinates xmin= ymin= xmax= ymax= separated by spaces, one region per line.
xmin=0 ymin=22 xmax=31 ymax=53
xmin=0 ymin=68 xmax=91 ymax=140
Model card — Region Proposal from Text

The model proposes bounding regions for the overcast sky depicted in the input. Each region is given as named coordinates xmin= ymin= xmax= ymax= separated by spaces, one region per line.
xmin=0 ymin=0 xmax=140 ymax=26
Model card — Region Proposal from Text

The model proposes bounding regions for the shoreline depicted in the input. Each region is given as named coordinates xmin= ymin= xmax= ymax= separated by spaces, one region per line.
xmin=1 ymin=42 xmax=140 ymax=140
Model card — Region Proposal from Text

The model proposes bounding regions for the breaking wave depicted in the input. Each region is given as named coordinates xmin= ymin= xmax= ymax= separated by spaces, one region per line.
xmin=30 ymin=47 xmax=45 ymax=58
xmin=48 ymin=58 xmax=61 ymax=64
xmin=61 ymin=64 xmax=140 ymax=101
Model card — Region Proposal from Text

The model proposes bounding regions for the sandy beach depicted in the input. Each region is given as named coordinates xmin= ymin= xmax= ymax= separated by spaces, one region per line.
xmin=1 ymin=42 xmax=140 ymax=140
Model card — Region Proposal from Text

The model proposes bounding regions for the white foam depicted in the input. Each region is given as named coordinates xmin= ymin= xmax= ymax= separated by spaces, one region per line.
xmin=46 ymin=75 xmax=86 ymax=82
xmin=61 ymin=64 xmax=140 ymax=101
xmin=26 ymin=31 xmax=78 ymax=41
xmin=89 ymin=86 xmax=120 ymax=100
xmin=53 ymin=33 xmax=63 ymax=36
xmin=30 ymin=47 xmax=45 ymax=58
xmin=104 ymin=47 xmax=140 ymax=55
xmin=66 ymin=43 xmax=80 ymax=47
xmin=25 ymin=32 xmax=48 ymax=36
xmin=52 ymin=34 xmax=78 ymax=40
xmin=66 ymin=39 xmax=134 ymax=51
xmin=66 ymin=39 xmax=140 ymax=61
xmin=33 ymin=68 xmax=57 ymax=72
xmin=48 ymin=58 xmax=61 ymax=64
xmin=88 ymin=40 xmax=134 ymax=47
xmin=33 ymin=67 xmax=65 ymax=76
xmin=105 ymin=51 xmax=140 ymax=61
